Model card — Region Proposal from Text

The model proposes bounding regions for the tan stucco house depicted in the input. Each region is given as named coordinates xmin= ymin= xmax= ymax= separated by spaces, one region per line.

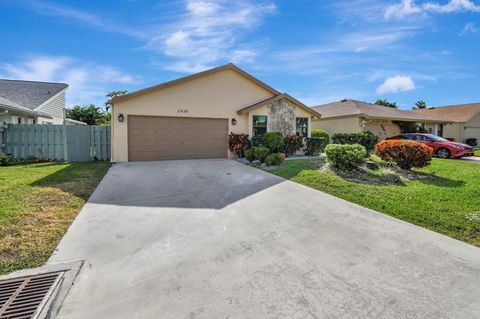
xmin=413 ymin=103 xmax=480 ymax=143
xmin=311 ymin=99 xmax=447 ymax=140
xmin=111 ymin=64 xmax=321 ymax=162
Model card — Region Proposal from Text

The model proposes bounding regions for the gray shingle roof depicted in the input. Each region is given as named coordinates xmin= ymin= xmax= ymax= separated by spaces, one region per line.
xmin=0 ymin=79 xmax=68 ymax=110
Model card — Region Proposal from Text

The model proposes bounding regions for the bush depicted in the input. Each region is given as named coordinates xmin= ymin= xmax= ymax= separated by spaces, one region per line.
xmin=282 ymin=134 xmax=304 ymax=156
xmin=304 ymin=137 xmax=328 ymax=156
xmin=251 ymin=146 xmax=270 ymax=163
xmin=325 ymin=144 xmax=367 ymax=170
xmin=0 ymin=154 xmax=15 ymax=166
xmin=244 ymin=148 xmax=255 ymax=163
xmin=265 ymin=153 xmax=286 ymax=166
xmin=311 ymin=129 xmax=329 ymax=141
xmin=263 ymin=132 xmax=284 ymax=153
xmin=465 ymin=138 xmax=478 ymax=147
xmin=375 ymin=140 xmax=432 ymax=170
xmin=250 ymin=136 xmax=263 ymax=147
xmin=331 ymin=132 xmax=378 ymax=154
xmin=228 ymin=133 xmax=249 ymax=157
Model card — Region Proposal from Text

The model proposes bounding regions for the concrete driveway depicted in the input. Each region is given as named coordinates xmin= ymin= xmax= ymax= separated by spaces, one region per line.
xmin=49 ymin=160 xmax=480 ymax=319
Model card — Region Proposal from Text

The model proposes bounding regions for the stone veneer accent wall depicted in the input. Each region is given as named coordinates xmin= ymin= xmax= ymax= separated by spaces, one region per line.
xmin=267 ymin=98 xmax=296 ymax=135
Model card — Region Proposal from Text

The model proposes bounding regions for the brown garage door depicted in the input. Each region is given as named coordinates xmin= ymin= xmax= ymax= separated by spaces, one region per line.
xmin=128 ymin=116 xmax=228 ymax=161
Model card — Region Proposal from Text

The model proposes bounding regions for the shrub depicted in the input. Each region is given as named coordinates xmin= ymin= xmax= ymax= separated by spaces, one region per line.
xmin=375 ymin=140 xmax=432 ymax=170
xmin=465 ymin=138 xmax=478 ymax=147
xmin=331 ymin=131 xmax=378 ymax=154
xmin=251 ymin=146 xmax=270 ymax=163
xmin=228 ymin=133 xmax=249 ymax=157
xmin=304 ymin=137 xmax=328 ymax=156
xmin=265 ymin=153 xmax=286 ymax=166
xmin=325 ymin=144 xmax=367 ymax=170
xmin=263 ymin=132 xmax=284 ymax=153
xmin=244 ymin=148 xmax=255 ymax=163
xmin=0 ymin=154 xmax=15 ymax=166
xmin=311 ymin=129 xmax=329 ymax=141
xmin=250 ymin=136 xmax=263 ymax=147
xmin=282 ymin=134 xmax=304 ymax=156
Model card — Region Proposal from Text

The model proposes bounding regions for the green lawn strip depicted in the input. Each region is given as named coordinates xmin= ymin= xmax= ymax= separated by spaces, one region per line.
xmin=269 ymin=158 xmax=480 ymax=247
xmin=0 ymin=161 xmax=110 ymax=275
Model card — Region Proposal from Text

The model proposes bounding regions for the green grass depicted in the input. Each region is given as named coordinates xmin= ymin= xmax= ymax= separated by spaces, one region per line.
xmin=268 ymin=158 xmax=480 ymax=247
xmin=0 ymin=162 xmax=110 ymax=275
xmin=475 ymin=149 xmax=480 ymax=157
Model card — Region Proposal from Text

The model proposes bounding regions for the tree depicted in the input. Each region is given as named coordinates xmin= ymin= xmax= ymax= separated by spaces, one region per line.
xmin=66 ymin=105 xmax=106 ymax=126
xmin=413 ymin=100 xmax=426 ymax=110
xmin=105 ymin=90 xmax=127 ymax=111
xmin=374 ymin=99 xmax=397 ymax=109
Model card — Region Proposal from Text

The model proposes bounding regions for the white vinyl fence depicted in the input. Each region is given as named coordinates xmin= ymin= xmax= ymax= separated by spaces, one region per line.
xmin=0 ymin=124 xmax=110 ymax=162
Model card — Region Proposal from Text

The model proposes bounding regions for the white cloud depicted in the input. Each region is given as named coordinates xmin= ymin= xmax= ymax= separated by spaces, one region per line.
xmin=1 ymin=55 xmax=141 ymax=107
xmin=461 ymin=22 xmax=480 ymax=34
xmin=385 ymin=0 xmax=480 ymax=20
xmin=376 ymin=75 xmax=416 ymax=94
xmin=147 ymin=0 xmax=276 ymax=72
xmin=28 ymin=0 xmax=144 ymax=38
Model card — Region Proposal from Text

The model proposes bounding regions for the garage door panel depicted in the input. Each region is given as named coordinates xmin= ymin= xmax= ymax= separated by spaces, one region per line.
xmin=128 ymin=116 xmax=228 ymax=161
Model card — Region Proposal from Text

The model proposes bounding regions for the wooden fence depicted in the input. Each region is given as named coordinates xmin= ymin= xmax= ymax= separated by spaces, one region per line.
xmin=0 ymin=124 xmax=111 ymax=162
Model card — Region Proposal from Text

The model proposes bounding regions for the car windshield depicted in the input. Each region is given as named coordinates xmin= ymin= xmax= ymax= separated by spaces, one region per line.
xmin=425 ymin=134 xmax=449 ymax=142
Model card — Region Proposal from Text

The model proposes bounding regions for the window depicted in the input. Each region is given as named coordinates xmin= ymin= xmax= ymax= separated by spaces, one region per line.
xmin=253 ymin=115 xmax=267 ymax=137
xmin=17 ymin=117 xmax=22 ymax=124
xmin=296 ymin=117 xmax=308 ymax=138
xmin=413 ymin=135 xmax=431 ymax=142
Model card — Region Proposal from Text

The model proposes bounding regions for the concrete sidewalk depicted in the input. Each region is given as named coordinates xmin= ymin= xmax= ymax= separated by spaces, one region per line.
xmin=49 ymin=159 xmax=480 ymax=319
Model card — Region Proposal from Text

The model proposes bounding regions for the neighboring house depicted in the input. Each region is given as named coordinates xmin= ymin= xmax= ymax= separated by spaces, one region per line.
xmin=65 ymin=118 xmax=87 ymax=126
xmin=413 ymin=103 xmax=480 ymax=143
xmin=111 ymin=63 xmax=321 ymax=162
xmin=0 ymin=79 xmax=68 ymax=125
xmin=311 ymin=99 xmax=447 ymax=140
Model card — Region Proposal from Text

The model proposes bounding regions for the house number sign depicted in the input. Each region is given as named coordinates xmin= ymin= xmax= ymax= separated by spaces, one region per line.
xmin=178 ymin=108 xmax=189 ymax=114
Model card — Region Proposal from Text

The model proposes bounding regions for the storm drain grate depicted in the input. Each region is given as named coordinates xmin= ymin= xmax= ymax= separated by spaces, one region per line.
xmin=0 ymin=271 xmax=63 ymax=319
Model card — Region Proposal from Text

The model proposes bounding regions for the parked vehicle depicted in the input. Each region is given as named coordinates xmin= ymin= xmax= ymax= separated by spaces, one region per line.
xmin=386 ymin=133 xmax=474 ymax=159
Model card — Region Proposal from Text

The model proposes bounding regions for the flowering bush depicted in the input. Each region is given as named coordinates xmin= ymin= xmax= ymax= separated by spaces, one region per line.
xmin=325 ymin=144 xmax=367 ymax=170
xmin=375 ymin=140 xmax=432 ymax=170
xmin=283 ymin=134 xmax=304 ymax=155
xmin=228 ymin=133 xmax=249 ymax=157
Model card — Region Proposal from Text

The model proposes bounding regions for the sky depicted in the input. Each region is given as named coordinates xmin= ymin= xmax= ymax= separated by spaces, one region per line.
xmin=0 ymin=0 xmax=479 ymax=110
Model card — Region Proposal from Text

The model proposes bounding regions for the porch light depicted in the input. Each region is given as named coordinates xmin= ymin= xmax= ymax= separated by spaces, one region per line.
xmin=231 ymin=118 xmax=237 ymax=125
xmin=118 ymin=113 xmax=125 ymax=122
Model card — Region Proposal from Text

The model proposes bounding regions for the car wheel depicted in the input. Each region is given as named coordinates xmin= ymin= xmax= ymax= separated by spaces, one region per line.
xmin=437 ymin=148 xmax=450 ymax=159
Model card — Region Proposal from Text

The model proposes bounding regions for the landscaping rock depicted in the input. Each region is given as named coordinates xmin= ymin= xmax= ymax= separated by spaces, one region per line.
xmin=381 ymin=173 xmax=401 ymax=184
xmin=365 ymin=160 xmax=379 ymax=170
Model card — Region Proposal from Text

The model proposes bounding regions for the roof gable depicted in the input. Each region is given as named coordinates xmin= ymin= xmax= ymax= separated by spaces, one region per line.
xmin=412 ymin=103 xmax=480 ymax=122
xmin=0 ymin=79 xmax=68 ymax=110
xmin=237 ymin=93 xmax=322 ymax=118
xmin=112 ymin=63 xmax=280 ymax=104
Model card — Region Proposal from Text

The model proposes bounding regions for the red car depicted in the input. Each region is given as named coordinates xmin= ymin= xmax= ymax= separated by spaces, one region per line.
xmin=386 ymin=133 xmax=475 ymax=159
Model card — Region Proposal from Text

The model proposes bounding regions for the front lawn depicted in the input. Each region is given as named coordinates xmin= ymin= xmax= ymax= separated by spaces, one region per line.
xmin=268 ymin=158 xmax=480 ymax=247
xmin=0 ymin=162 xmax=110 ymax=275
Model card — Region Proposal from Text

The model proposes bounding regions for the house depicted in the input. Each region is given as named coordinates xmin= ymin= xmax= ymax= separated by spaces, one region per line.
xmin=111 ymin=63 xmax=321 ymax=162
xmin=0 ymin=79 xmax=68 ymax=125
xmin=413 ymin=103 xmax=480 ymax=143
xmin=311 ymin=99 xmax=447 ymax=140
